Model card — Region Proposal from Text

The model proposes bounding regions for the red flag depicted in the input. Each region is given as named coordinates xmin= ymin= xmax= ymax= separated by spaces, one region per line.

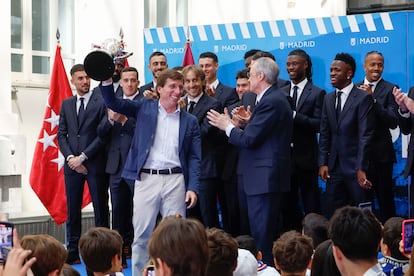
xmin=30 ymin=45 xmax=91 ymax=225
xmin=182 ymin=40 xmax=195 ymax=66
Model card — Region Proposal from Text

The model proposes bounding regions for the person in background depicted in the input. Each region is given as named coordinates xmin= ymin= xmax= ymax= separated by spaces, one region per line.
xmin=57 ymin=64 xmax=109 ymax=264
xmin=302 ymin=213 xmax=329 ymax=249
xmin=357 ymin=50 xmax=398 ymax=223
xmin=206 ymin=228 xmax=238 ymax=276
xmin=310 ymin=239 xmax=341 ymax=276
xmin=280 ymin=49 xmax=326 ymax=231
xmin=139 ymin=51 xmax=168 ymax=97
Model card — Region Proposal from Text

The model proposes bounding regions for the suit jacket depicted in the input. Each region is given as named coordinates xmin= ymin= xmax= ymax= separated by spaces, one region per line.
xmin=100 ymin=83 xmax=201 ymax=193
xmin=356 ymin=79 xmax=398 ymax=163
xmin=97 ymin=90 xmax=144 ymax=177
xmin=186 ymin=94 xmax=223 ymax=179
xmin=281 ymin=82 xmax=326 ymax=170
xmin=215 ymin=82 xmax=239 ymax=108
xmin=319 ymin=85 xmax=375 ymax=175
xmin=57 ymin=91 xmax=107 ymax=174
xmin=229 ymin=84 xmax=293 ymax=195
xmin=138 ymin=82 xmax=154 ymax=94
xmin=398 ymin=86 xmax=414 ymax=178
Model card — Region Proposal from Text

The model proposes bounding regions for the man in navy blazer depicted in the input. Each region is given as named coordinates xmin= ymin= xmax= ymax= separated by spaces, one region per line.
xmin=57 ymin=64 xmax=108 ymax=264
xmin=319 ymin=53 xmax=375 ymax=218
xmin=97 ymin=67 xmax=144 ymax=267
xmin=280 ymin=49 xmax=326 ymax=231
xmin=356 ymin=51 xmax=398 ymax=222
xmin=207 ymin=57 xmax=293 ymax=265
xmin=99 ymin=69 xmax=201 ymax=274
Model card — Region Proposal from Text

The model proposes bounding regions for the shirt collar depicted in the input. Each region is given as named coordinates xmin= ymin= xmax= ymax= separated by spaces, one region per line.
xmin=123 ymin=90 xmax=140 ymax=100
xmin=291 ymin=78 xmax=308 ymax=92
xmin=187 ymin=92 xmax=203 ymax=103
xmin=337 ymin=82 xmax=354 ymax=97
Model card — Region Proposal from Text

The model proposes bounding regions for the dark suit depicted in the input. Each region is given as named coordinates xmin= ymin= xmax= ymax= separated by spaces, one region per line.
xmin=97 ymin=89 xmax=143 ymax=252
xmin=229 ymin=84 xmax=293 ymax=264
xmin=138 ymin=81 xmax=154 ymax=94
xmin=280 ymin=81 xmax=326 ymax=231
xmin=214 ymin=82 xmax=239 ymax=108
xmin=356 ymin=79 xmax=398 ymax=222
xmin=398 ymin=86 xmax=414 ymax=215
xmin=185 ymin=94 xmax=223 ymax=227
xmin=319 ymin=85 xmax=375 ymax=217
xmin=57 ymin=91 xmax=108 ymax=258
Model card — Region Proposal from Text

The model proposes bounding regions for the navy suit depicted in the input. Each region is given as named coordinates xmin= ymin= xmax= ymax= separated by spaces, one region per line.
xmin=97 ymin=89 xmax=144 ymax=252
xmin=356 ymin=79 xmax=398 ymax=222
xmin=319 ymin=85 xmax=375 ymax=217
xmin=138 ymin=82 xmax=154 ymax=95
xmin=229 ymin=84 xmax=293 ymax=264
xmin=214 ymin=82 xmax=239 ymax=107
xmin=185 ymin=94 xmax=223 ymax=227
xmin=280 ymin=81 xmax=326 ymax=231
xmin=57 ymin=90 xmax=108 ymax=258
xmin=99 ymin=83 xmax=201 ymax=193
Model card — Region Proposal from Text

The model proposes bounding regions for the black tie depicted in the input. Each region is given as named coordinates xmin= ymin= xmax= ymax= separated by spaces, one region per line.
xmin=78 ymin=97 xmax=85 ymax=123
xmin=292 ymin=86 xmax=298 ymax=110
xmin=336 ymin=91 xmax=343 ymax=120
xmin=188 ymin=101 xmax=196 ymax=113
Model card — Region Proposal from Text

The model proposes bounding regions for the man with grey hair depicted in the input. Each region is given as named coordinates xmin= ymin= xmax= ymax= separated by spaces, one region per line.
xmin=207 ymin=57 xmax=293 ymax=265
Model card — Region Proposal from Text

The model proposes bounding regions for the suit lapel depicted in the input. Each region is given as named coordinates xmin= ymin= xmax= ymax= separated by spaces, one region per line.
xmin=338 ymin=87 xmax=357 ymax=123
xmin=297 ymin=83 xmax=311 ymax=111
xmin=178 ymin=111 xmax=187 ymax=152
xmin=327 ymin=92 xmax=338 ymax=128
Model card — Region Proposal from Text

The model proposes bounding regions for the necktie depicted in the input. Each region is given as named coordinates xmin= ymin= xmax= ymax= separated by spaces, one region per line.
xmin=78 ymin=97 xmax=85 ymax=123
xmin=188 ymin=101 xmax=196 ymax=113
xmin=292 ymin=85 xmax=298 ymax=110
xmin=336 ymin=91 xmax=343 ymax=120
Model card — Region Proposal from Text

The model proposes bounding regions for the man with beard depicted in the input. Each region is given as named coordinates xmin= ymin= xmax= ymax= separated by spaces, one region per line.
xmin=139 ymin=51 xmax=168 ymax=96
xmin=356 ymin=51 xmax=398 ymax=223
xmin=318 ymin=53 xmax=375 ymax=218
xmin=280 ymin=49 xmax=326 ymax=231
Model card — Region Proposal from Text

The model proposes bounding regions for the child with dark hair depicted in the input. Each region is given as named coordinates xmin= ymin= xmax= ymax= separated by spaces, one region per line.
xmin=236 ymin=235 xmax=280 ymax=275
xmin=311 ymin=239 xmax=341 ymax=276
xmin=302 ymin=213 xmax=328 ymax=249
xmin=206 ymin=228 xmax=238 ymax=276
xmin=79 ymin=227 xmax=124 ymax=276
xmin=272 ymin=231 xmax=313 ymax=276
xmin=378 ymin=217 xmax=409 ymax=275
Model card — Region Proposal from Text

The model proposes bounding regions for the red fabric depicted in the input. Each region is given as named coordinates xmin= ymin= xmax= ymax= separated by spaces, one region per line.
xmin=29 ymin=45 xmax=91 ymax=225
xmin=182 ymin=41 xmax=195 ymax=66
xmin=124 ymin=58 xmax=130 ymax=67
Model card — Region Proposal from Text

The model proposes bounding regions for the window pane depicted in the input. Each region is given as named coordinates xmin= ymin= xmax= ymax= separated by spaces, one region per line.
xmin=11 ymin=0 xmax=22 ymax=49
xmin=32 ymin=56 xmax=50 ymax=74
xmin=32 ymin=0 xmax=50 ymax=51
xmin=58 ymin=0 xmax=74 ymax=53
xmin=11 ymin=54 xmax=23 ymax=72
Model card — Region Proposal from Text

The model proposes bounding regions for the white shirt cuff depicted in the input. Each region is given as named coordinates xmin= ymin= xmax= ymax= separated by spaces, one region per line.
xmin=225 ymin=124 xmax=235 ymax=137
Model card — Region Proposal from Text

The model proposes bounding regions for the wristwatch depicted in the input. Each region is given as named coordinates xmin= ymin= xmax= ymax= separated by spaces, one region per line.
xmin=79 ymin=154 xmax=86 ymax=163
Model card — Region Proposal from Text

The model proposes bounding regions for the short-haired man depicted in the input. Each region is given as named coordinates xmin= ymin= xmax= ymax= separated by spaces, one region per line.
xmin=329 ymin=206 xmax=384 ymax=276
xmin=199 ymin=51 xmax=238 ymax=108
xmin=99 ymin=69 xmax=201 ymax=274
xmin=139 ymin=51 xmax=168 ymax=94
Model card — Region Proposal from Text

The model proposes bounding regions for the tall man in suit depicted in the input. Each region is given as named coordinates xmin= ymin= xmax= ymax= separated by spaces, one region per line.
xmin=198 ymin=51 xmax=239 ymax=108
xmin=138 ymin=51 xmax=168 ymax=96
xmin=319 ymin=53 xmax=375 ymax=218
xmin=281 ymin=49 xmax=326 ymax=231
xmin=57 ymin=64 xmax=109 ymax=264
xmin=356 ymin=51 xmax=398 ymax=222
xmin=207 ymin=57 xmax=293 ymax=265
xmin=99 ymin=69 xmax=201 ymax=274
xmin=97 ymin=67 xmax=143 ymax=267
xmin=182 ymin=65 xmax=223 ymax=228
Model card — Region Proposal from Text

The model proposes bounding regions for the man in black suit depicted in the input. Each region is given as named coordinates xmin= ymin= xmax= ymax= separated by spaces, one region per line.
xmin=357 ymin=51 xmax=398 ymax=222
xmin=138 ymin=51 xmax=168 ymax=95
xmin=207 ymin=57 xmax=293 ymax=265
xmin=182 ymin=65 xmax=223 ymax=228
xmin=319 ymin=53 xmax=375 ymax=218
xmin=97 ymin=67 xmax=143 ymax=267
xmin=57 ymin=64 xmax=108 ymax=264
xmin=198 ymin=52 xmax=238 ymax=108
xmin=280 ymin=49 xmax=326 ymax=231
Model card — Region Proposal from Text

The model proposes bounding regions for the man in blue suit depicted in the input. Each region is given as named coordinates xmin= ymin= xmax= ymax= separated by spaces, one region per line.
xmin=280 ymin=49 xmax=326 ymax=231
xmin=97 ymin=67 xmax=143 ymax=267
xmin=57 ymin=64 xmax=108 ymax=264
xmin=99 ymin=69 xmax=201 ymax=275
xmin=319 ymin=53 xmax=375 ymax=218
xmin=207 ymin=57 xmax=293 ymax=265
xmin=356 ymin=51 xmax=398 ymax=223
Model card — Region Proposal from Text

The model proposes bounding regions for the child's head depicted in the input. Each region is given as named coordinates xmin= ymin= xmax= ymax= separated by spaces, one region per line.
xmin=206 ymin=228 xmax=238 ymax=276
xmin=273 ymin=230 xmax=313 ymax=275
xmin=302 ymin=213 xmax=328 ymax=249
xmin=381 ymin=217 xmax=408 ymax=260
xmin=20 ymin=234 xmax=67 ymax=276
xmin=62 ymin=263 xmax=81 ymax=276
xmin=79 ymin=227 xmax=123 ymax=273
xmin=235 ymin=235 xmax=259 ymax=260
